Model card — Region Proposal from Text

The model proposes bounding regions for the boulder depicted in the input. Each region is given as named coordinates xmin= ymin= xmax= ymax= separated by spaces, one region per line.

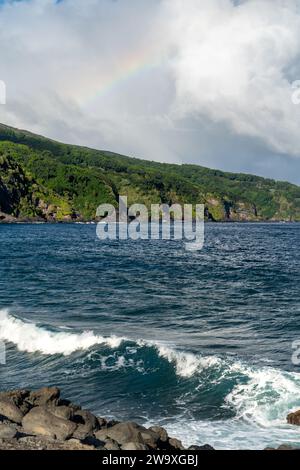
xmin=122 ymin=442 xmax=149 ymax=450
xmin=149 ymin=425 xmax=168 ymax=443
xmin=49 ymin=405 xmax=72 ymax=421
xmin=287 ymin=410 xmax=300 ymax=425
xmin=0 ymin=424 xmax=17 ymax=439
xmin=0 ymin=398 xmax=24 ymax=424
xmin=95 ymin=421 xmax=161 ymax=448
xmin=95 ymin=422 xmax=145 ymax=445
xmin=139 ymin=429 xmax=160 ymax=449
xmin=104 ymin=439 xmax=120 ymax=450
xmin=72 ymin=409 xmax=99 ymax=440
xmin=22 ymin=406 xmax=77 ymax=441
xmin=168 ymin=438 xmax=184 ymax=450
xmin=28 ymin=387 xmax=60 ymax=407
xmin=0 ymin=389 xmax=30 ymax=414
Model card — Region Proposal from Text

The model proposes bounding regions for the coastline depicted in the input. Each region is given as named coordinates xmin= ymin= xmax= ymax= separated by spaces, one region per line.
xmin=0 ymin=386 xmax=213 ymax=451
xmin=0 ymin=386 xmax=298 ymax=451
xmin=0 ymin=219 xmax=298 ymax=225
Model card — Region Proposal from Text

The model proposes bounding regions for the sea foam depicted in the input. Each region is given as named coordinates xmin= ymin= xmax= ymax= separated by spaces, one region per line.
xmin=0 ymin=309 xmax=124 ymax=355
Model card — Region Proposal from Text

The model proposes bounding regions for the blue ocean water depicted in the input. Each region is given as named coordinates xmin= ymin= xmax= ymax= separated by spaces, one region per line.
xmin=1 ymin=223 xmax=300 ymax=449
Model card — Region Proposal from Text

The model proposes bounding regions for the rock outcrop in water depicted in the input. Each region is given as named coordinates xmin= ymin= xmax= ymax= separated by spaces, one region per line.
xmin=0 ymin=387 xmax=214 ymax=451
xmin=287 ymin=409 xmax=300 ymax=425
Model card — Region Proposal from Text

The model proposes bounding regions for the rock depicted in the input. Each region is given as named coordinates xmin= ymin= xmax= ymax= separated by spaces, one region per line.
xmin=57 ymin=398 xmax=71 ymax=407
xmin=104 ymin=439 xmax=120 ymax=450
xmin=19 ymin=435 xmax=55 ymax=444
xmin=49 ymin=405 xmax=72 ymax=421
xmin=81 ymin=436 xmax=104 ymax=448
xmin=106 ymin=419 xmax=120 ymax=428
xmin=72 ymin=409 xmax=99 ymax=439
xmin=287 ymin=410 xmax=300 ymax=425
xmin=0 ymin=387 xmax=215 ymax=450
xmin=168 ymin=438 xmax=184 ymax=450
xmin=277 ymin=445 xmax=296 ymax=450
xmin=67 ymin=403 xmax=81 ymax=414
xmin=74 ymin=409 xmax=98 ymax=430
xmin=265 ymin=445 xmax=299 ymax=450
xmin=139 ymin=429 xmax=160 ymax=449
xmin=0 ymin=389 xmax=30 ymax=414
xmin=0 ymin=398 xmax=24 ymax=424
xmin=14 ymin=436 xmax=95 ymax=451
xmin=0 ymin=424 xmax=17 ymax=439
xmin=95 ymin=421 xmax=146 ymax=446
xmin=149 ymin=425 xmax=168 ymax=443
xmin=22 ymin=406 xmax=77 ymax=441
xmin=122 ymin=442 xmax=149 ymax=450
xmin=67 ymin=438 xmax=98 ymax=450
xmin=97 ymin=417 xmax=108 ymax=428
xmin=28 ymin=387 xmax=60 ymax=407
xmin=188 ymin=444 xmax=215 ymax=450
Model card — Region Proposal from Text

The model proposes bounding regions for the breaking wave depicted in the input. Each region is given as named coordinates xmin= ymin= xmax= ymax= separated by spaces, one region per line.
xmin=2 ymin=309 xmax=300 ymax=448
xmin=0 ymin=309 xmax=124 ymax=355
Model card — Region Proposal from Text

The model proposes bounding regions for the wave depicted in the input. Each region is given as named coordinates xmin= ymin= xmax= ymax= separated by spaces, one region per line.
xmin=162 ymin=363 xmax=300 ymax=449
xmin=225 ymin=365 xmax=300 ymax=428
xmin=137 ymin=339 xmax=222 ymax=377
xmin=0 ymin=310 xmax=222 ymax=376
xmin=2 ymin=308 xmax=300 ymax=448
xmin=0 ymin=309 xmax=124 ymax=355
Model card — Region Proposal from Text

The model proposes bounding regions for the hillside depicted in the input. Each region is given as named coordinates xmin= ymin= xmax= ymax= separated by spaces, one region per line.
xmin=0 ymin=123 xmax=300 ymax=222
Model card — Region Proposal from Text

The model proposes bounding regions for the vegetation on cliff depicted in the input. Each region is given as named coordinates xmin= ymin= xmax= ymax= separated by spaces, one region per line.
xmin=0 ymin=123 xmax=300 ymax=222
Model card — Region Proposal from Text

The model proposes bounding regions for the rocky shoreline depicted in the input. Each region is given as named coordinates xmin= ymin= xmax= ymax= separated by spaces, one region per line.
xmin=0 ymin=387 xmax=214 ymax=451
xmin=0 ymin=386 xmax=299 ymax=451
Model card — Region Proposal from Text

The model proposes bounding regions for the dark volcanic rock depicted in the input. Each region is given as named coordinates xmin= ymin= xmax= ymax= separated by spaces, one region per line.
xmin=0 ymin=398 xmax=24 ymax=424
xmin=28 ymin=387 xmax=60 ymax=407
xmin=0 ymin=390 xmax=31 ymax=415
xmin=49 ymin=405 xmax=73 ymax=421
xmin=168 ymin=437 xmax=185 ymax=450
xmin=149 ymin=425 xmax=168 ymax=443
xmin=22 ymin=406 xmax=77 ymax=440
xmin=95 ymin=422 xmax=146 ymax=445
xmin=72 ymin=409 xmax=99 ymax=440
xmin=287 ymin=410 xmax=300 ymax=425
xmin=0 ymin=386 xmax=217 ymax=450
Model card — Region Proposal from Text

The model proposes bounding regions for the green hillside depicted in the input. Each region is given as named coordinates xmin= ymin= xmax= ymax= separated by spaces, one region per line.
xmin=0 ymin=122 xmax=300 ymax=222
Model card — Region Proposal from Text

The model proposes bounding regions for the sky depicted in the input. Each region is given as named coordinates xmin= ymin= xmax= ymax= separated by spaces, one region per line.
xmin=1 ymin=0 xmax=300 ymax=183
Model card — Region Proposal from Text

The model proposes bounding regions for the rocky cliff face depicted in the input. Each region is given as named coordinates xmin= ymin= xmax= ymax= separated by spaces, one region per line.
xmin=0 ymin=154 xmax=76 ymax=222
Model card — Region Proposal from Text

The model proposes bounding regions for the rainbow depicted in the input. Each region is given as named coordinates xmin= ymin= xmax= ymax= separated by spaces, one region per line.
xmin=81 ymin=45 xmax=164 ymax=108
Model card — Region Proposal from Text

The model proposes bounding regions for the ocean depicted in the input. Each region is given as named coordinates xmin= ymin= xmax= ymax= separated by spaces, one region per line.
xmin=1 ymin=222 xmax=300 ymax=449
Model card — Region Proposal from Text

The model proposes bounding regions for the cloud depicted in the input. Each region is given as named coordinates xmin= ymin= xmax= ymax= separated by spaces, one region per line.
xmin=164 ymin=0 xmax=300 ymax=156
xmin=1 ymin=0 xmax=300 ymax=181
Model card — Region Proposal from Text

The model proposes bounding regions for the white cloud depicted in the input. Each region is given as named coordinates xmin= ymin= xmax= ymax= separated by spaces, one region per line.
xmin=165 ymin=0 xmax=300 ymax=156
xmin=1 ymin=0 xmax=300 ymax=180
